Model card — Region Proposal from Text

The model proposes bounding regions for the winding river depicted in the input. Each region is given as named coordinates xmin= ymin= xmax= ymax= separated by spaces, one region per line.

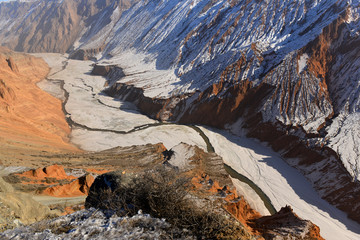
xmin=35 ymin=54 xmax=360 ymax=240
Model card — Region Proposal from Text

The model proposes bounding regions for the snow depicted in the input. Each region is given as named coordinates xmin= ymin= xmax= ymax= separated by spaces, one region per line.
xmin=100 ymin=0 xmax=346 ymax=98
xmin=326 ymin=112 xmax=360 ymax=181
xmin=298 ymin=53 xmax=308 ymax=73
xmin=168 ymin=143 xmax=195 ymax=170
xmin=0 ymin=208 xmax=194 ymax=240
xmin=261 ymin=51 xmax=333 ymax=134
xmin=30 ymin=1 xmax=360 ymax=236
xmin=81 ymin=0 xmax=350 ymax=138
xmin=31 ymin=53 xmax=68 ymax=76
xmin=199 ymin=126 xmax=360 ymax=240
xmin=36 ymin=54 xmax=207 ymax=152
xmin=35 ymin=52 xmax=360 ymax=239
xmin=73 ymin=5 xmax=122 ymax=54
xmin=70 ymin=125 xmax=207 ymax=152
xmin=36 ymin=79 xmax=65 ymax=101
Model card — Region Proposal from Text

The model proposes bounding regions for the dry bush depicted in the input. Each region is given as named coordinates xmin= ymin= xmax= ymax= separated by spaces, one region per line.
xmin=2 ymin=174 xmax=21 ymax=184
xmin=87 ymin=166 xmax=248 ymax=239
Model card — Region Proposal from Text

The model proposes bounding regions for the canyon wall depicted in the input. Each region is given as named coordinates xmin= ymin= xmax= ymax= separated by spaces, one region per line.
xmin=0 ymin=47 xmax=78 ymax=163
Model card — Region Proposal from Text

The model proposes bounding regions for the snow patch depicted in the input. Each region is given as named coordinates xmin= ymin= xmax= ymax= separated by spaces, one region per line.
xmin=168 ymin=143 xmax=195 ymax=170
xmin=99 ymin=50 xmax=182 ymax=98
xmin=71 ymin=125 xmax=207 ymax=152
xmin=298 ymin=53 xmax=309 ymax=73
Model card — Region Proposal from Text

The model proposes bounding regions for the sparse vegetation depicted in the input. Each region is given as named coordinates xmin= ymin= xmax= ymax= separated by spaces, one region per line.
xmin=86 ymin=166 xmax=249 ymax=239
xmin=2 ymin=174 xmax=21 ymax=184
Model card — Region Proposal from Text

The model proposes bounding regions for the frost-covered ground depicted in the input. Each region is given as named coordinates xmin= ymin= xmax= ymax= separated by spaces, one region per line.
xmin=0 ymin=208 xmax=194 ymax=240
xmin=33 ymin=53 xmax=68 ymax=101
xmin=199 ymin=126 xmax=360 ymax=240
xmin=95 ymin=0 xmax=347 ymax=98
xmin=81 ymin=0 xmax=360 ymax=182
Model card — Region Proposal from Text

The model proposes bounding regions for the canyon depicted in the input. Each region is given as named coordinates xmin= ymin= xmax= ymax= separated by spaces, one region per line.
xmin=0 ymin=0 xmax=360 ymax=239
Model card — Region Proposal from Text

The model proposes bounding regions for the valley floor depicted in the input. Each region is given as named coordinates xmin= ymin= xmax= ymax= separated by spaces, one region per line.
xmin=6 ymin=53 xmax=360 ymax=239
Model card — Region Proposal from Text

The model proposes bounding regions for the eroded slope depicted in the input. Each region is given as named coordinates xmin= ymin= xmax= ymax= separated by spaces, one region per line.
xmin=0 ymin=47 xmax=78 ymax=166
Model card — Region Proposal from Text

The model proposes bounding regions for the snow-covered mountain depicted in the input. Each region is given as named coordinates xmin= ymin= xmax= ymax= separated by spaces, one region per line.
xmin=1 ymin=0 xmax=360 ymax=230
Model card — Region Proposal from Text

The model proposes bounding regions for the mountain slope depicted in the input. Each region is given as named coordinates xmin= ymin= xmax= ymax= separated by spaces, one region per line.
xmin=0 ymin=0 xmax=138 ymax=53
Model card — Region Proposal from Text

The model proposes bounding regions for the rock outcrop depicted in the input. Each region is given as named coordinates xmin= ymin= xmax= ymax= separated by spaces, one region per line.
xmin=250 ymin=206 xmax=324 ymax=240
xmin=42 ymin=174 xmax=94 ymax=197
xmin=94 ymin=1 xmax=360 ymax=226
xmin=1 ymin=0 xmax=359 ymax=237
xmin=0 ymin=177 xmax=59 ymax=228
xmin=17 ymin=165 xmax=76 ymax=182
xmin=12 ymin=165 xmax=94 ymax=197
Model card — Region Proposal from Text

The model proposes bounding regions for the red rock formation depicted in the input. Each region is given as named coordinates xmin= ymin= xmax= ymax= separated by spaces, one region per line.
xmin=246 ymin=11 xmax=360 ymax=224
xmin=16 ymin=165 xmax=76 ymax=182
xmin=0 ymin=47 xmax=78 ymax=155
xmin=191 ymin=173 xmax=262 ymax=234
xmin=190 ymin=174 xmax=323 ymax=239
xmin=178 ymin=81 xmax=271 ymax=128
xmin=42 ymin=174 xmax=95 ymax=197
xmin=85 ymin=168 xmax=112 ymax=175
xmin=249 ymin=206 xmax=324 ymax=240
xmin=5 ymin=57 xmax=19 ymax=73
xmin=301 ymin=11 xmax=347 ymax=83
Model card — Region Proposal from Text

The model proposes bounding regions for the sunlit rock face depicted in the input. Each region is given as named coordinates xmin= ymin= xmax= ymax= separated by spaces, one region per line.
xmin=0 ymin=47 xmax=77 ymax=154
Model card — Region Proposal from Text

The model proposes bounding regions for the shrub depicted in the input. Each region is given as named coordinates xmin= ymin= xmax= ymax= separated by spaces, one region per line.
xmin=86 ymin=166 xmax=249 ymax=239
